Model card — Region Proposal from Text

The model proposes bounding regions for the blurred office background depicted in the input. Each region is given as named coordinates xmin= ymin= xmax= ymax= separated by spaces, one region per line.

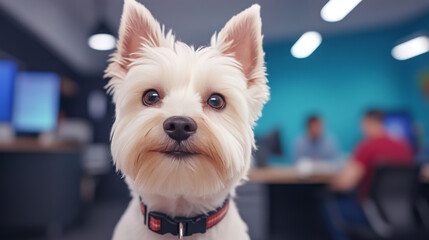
xmin=0 ymin=0 xmax=429 ymax=240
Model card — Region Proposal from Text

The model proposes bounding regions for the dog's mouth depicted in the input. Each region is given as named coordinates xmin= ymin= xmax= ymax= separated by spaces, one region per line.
xmin=161 ymin=150 xmax=196 ymax=158
xmin=152 ymin=144 xmax=198 ymax=159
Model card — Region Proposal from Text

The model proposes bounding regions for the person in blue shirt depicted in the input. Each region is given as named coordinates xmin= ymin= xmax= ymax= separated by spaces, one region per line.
xmin=294 ymin=115 xmax=339 ymax=162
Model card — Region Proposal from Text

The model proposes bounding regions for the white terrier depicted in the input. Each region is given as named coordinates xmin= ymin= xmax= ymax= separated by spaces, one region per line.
xmin=105 ymin=0 xmax=269 ymax=239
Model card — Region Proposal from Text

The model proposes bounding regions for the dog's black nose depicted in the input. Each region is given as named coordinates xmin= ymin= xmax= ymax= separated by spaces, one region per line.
xmin=163 ymin=116 xmax=197 ymax=142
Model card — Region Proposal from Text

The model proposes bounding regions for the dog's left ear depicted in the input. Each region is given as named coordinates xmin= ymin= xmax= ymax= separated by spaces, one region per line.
xmin=213 ymin=4 xmax=269 ymax=122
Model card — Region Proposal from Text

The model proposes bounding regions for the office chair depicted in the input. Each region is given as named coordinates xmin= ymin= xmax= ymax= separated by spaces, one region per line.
xmin=360 ymin=165 xmax=429 ymax=240
xmin=329 ymin=165 xmax=429 ymax=240
xmin=253 ymin=129 xmax=283 ymax=167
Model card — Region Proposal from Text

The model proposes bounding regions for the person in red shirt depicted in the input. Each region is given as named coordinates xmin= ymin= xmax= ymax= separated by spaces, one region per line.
xmin=326 ymin=110 xmax=414 ymax=240
xmin=331 ymin=109 xmax=414 ymax=199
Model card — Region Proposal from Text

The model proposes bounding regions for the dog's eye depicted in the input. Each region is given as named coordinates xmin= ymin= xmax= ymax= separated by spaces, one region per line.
xmin=142 ymin=89 xmax=160 ymax=106
xmin=207 ymin=93 xmax=226 ymax=110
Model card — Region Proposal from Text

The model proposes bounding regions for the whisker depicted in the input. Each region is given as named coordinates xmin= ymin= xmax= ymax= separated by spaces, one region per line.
xmin=144 ymin=127 xmax=153 ymax=137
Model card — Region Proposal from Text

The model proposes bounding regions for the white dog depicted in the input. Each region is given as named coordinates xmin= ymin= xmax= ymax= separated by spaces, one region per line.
xmin=105 ymin=0 xmax=269 ymax=239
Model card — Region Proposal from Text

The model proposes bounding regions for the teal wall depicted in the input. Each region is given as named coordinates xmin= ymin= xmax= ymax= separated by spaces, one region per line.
xmin=256 ymin=14 xmax=429 ymax=164
xmin=396 ymin=13 xmax=429 ymax=153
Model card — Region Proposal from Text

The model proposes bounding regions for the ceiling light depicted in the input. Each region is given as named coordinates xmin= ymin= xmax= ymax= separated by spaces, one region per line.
xmin=291 ymin=31 xmax=322 ymax=59
xmin=321 ymin=0 xmax=362 ymax=22
xmin=88 ymin=23 xmax=116 ymax=51
xmin=392 ymin=36 xmax=429 ymax=61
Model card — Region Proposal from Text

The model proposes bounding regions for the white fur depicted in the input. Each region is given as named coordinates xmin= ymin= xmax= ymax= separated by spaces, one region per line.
xmin=105 ymin=1 xmax=269 ymax=239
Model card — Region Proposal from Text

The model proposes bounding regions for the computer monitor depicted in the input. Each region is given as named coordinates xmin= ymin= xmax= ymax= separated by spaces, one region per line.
xmin=254 ymin=129 xmax=283 ymax=166
xmin=12 ymin=72 xmax=61 ymax=133
xmin=0 ymin=60 xmax=17 ymax=123
xmin=384 ymin=112 xmax=415 ymax=147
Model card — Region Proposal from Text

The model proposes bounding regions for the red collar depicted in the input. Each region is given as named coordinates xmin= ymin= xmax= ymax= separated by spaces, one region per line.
xmin=139 ymin=197 xmax=229 ymax=239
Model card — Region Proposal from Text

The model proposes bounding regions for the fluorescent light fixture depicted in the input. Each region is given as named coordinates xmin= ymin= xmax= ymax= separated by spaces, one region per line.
xmin=88 ymin=33 xmax=116 ymax=51
xmin=392 ymin=36 xmax=429 ymax=60
xmin=291 ymin=31 xmax=322 ymax=59
xmin=321 ymin=0 xmax=362 ymax=22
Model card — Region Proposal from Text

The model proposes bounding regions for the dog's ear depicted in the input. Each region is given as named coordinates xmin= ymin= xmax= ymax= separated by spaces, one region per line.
xmin=214 ymin=4 xmax=269 ymax=122
xmin=115 ymin=0 xmax=165 ymax=71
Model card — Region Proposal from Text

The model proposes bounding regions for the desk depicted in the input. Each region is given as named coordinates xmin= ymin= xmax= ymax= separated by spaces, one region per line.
xmin=240 ymin=167 xmax=335 ymax=240
xmin=248 ymin=167 xmax=335 ymax=184
xmin=248 ymin=164 xmax=429 ymax=184
xmin=0 ymin=139 xmax=81 ymax=239
xmin=245 ymin=165 xmax=429 ymax=240
xmin=0 ymin=138 xmax=79 ymax=152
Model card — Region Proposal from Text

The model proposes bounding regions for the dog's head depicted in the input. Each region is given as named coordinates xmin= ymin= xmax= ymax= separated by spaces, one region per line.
xmin=105 ymin=0 xmax=269 ymax=198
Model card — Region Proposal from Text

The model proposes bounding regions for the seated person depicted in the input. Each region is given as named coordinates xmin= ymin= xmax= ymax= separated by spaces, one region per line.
xmin=293 ymin=115 xmax=340 ymax=162
xmin=331 ymin=109 xmax=414 ymax=201
xmin=326 ymin=109 xmax=414 ymax=240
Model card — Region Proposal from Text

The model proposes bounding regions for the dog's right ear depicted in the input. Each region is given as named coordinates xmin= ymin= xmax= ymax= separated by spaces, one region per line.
xmin=110 ymin=0 xmax=165 ymax=72
xmin=105 ymin=0 xmax=166 ymax=99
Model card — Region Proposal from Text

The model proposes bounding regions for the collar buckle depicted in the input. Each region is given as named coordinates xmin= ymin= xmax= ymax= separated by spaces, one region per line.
xmin=178 ymin=222 xmax=184 ymax=239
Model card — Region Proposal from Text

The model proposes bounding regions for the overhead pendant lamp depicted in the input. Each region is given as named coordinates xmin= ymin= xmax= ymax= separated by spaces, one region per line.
xmin=88 ymin=22 xmax=116 ymax=51
xmin=88 ymin=0 xmax=116 ymax=51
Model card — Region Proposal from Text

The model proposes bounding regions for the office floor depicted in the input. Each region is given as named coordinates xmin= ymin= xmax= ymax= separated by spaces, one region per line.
xmin=61 ymin=200 xmax=128 ymax=240
xmin=5 ymin=200 xmax=128 ymax=240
